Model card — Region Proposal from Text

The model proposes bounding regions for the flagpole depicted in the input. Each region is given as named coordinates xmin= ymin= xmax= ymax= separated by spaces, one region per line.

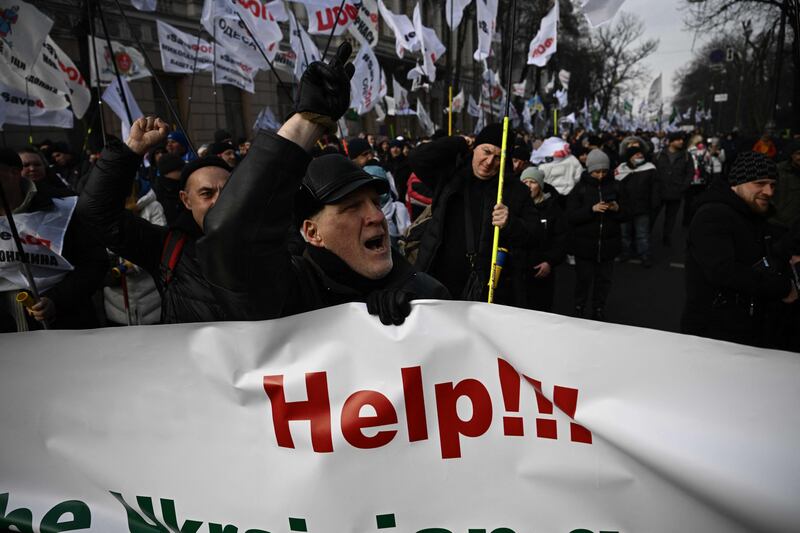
xmin=0 ymin=184 xmax=48 ymax=329
xmin=293 ymin=12 xmax=311 ymax=73
xmin=448 ymin=86 xmax=453 ymax=136
xmin=185 ymin=31 xmax=203 ymax=134
xmin=553 ymin=108 xmax=558 ymax=136
xmin=86 ymin=0 xmax=107 ymax=147
xmin=234 ymin=12 xmax=295 ymax=102
xmin=212 ymin=25 xmax=219 ymax=132
xmin=487 ymin=0 xmax=517 ymax=305
xmin=110 ymin=0 xmax=195 ymax=154
xmin=95 ymin=0 xmax=134 ymax=125
xmin=322 ymin=0 xmax=349 ymax=59
xmin=24 ymin=81 xmax=33 ymax=145
xmin=448 ymin=0 xmax=454 ymax=136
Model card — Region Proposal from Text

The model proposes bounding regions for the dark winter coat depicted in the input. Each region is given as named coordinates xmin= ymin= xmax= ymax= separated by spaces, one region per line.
xmin=615 ymin=162 xmax=658 ymax=216
xmin=654 ymin=148 xmax=694 ymax=201
xmin=681 ymin=182 xmax=794 ymax=347
xmin=407 ymin=136 xmax=543 ymax=303
xmin=770 ymin=160 xmax=800 ymax=229
xmin=0 ymin=186 xmax=107 ymax=333
xmin=565 ymin=173 xmax=624 ymax=261
xmin=77 ymin=140 xmax=228 ymax=324
xmin=196 ymin=130 xmax=449 ymax=321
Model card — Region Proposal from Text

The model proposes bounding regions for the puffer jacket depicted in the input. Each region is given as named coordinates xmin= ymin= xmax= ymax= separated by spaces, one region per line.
xmin=565 ymin=173 xmax=624 ymax=261
xmin=77 ymin=140 xmax=228 ymax=324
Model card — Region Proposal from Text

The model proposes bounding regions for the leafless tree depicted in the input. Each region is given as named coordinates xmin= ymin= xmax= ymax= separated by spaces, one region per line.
xmin=588 ymin=12 xmax=659 ymax=117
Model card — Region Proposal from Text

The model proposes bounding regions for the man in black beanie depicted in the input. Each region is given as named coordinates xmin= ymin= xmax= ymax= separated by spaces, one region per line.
xmin=196 ymin=43 xmax=448 ymax=325
xmin=77 ymin=117 xmax=232 ymax=324
xmin=404 ymin=123 xmax=543 ymax=304
xmin=682 ymin=151 xmax=798 ymax=348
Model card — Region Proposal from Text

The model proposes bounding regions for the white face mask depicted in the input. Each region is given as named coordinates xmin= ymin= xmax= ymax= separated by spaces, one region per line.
xmin=632 ymin=157 xmax=645 ymax=167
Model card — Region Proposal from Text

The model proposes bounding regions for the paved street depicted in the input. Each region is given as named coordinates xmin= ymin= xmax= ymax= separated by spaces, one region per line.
xmin=552 ymin=209 xmax=688 ymax=334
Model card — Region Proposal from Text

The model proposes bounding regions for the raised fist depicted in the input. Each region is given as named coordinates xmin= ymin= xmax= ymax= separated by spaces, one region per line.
xmin=295 ymin=42 xmax=356 ymax=132
xmin=126 ymin=116 xmax=170 ymax=156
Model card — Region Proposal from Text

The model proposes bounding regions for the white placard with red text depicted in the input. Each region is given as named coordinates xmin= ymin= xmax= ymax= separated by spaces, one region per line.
xmin=1 ymin=301 xmax=798 ymax=532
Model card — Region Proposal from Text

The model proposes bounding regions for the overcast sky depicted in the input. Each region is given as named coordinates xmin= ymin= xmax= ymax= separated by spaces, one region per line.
xmin=592 ymin=0 xmax=710 ymax=105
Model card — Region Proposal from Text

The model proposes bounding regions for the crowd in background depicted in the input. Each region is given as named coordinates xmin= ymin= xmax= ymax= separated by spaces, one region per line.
xmin=2 ymin=120 xmax=798 ymax=351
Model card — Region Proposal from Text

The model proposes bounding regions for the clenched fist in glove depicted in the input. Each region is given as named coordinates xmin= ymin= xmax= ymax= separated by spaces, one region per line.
xmin=366 ymin=288 xmax=414 ymax=326
xmin=295 ymin=42 xmax=356 ymax=133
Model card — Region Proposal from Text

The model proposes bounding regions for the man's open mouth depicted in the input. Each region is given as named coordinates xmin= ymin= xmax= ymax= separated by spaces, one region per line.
xmin=364 ymin=235 xmax=386 ymax=251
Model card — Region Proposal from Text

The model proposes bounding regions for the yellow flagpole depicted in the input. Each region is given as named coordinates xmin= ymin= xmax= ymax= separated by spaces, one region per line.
xmin=554 ymin=108 xmax=558 ymax=136
xmin=487 ymin=116 xmax=510 ymax=304
xmin=448 ymin=86 xmax=454 ymax=136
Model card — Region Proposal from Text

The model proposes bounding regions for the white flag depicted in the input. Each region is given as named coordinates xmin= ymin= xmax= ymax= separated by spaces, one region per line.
xmin=392 ymin=77 xmax=415 ymax=115
xmin=88 ymin=36 xmax=151 ymax=85
xmin=473 ymin=0 xmax=498 ymax=61
xmin=273 ymin=49 xmax=296 ymax=74
xmin=348 ymin=0 xmax=379 ymax=48
xmin=289 ymin=11 xmax=321 ymax=82
xmin=452 ymin=89 xmax=465 ymax=113
xmin=421 ymin=26 xmax=446 ymax=80
xmin=291 ymin=0 xmax=360 ymax=35
xmin=377 ymin=0 xmax=420 ymax=59
xmin=528 ymin=0 xmax=558 ymax=66
xmin=558 ymin=69 xmax=571 ymax=90
xmin=266 ymin=0 xmax=289 ymax=22
xmin=131 ymin=0 xmax=157 ymax=11
xmin=374 ymin=101 xmax=386 ymax=122
xmin=102 ymin=77 xmax=143 ymax=141
xmin=0 ymin=35 xmax=90 ymax=117
xmin=213 ymin=49 xmax=257 ymax=93
xmin=349 ymin=38 xmax=381 ymax=115
xmin=413 ymin=3 xmax=436 ymax=82
xmin=554 ymin=88 xmax=568 ymax=109
xmin=417 ymin=99 xmax=435 ymax=136
xmin=445 ymin=0 xmax=473 ymax=30
xmin=647 ymin=73 xmax=662 ymax=109
xmin=384 ymin=95 xmax=396 ymax=116
xmin=157 ymin=20 xmax=214 ymax=74
xmin=201 ymin=0 xmax=281 ymax=68
xmin=467 ymin=94 xmax=480 ymax=117
xmin=0 ymin=81 xmax=72 ymax=129
xmin=0 ymin=0 xmax=53 ymax=72
xmin=512 ymin=80 xmax=527 ymax=97
xmin=379 ymin=68 xmax=388 ymax=100
xmin=581 ymin=0 xmax=626 ymax=27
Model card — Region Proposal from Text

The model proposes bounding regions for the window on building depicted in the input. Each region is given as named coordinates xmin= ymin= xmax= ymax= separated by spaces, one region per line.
xmin=222 ymin=85 xmax=245 ymax=139
xmin=151 ymin=76 xmax=180 ymax=128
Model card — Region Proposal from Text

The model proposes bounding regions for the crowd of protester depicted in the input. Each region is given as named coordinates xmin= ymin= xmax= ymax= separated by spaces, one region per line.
xmin=1 ymin=47 xmax=798 ymax=352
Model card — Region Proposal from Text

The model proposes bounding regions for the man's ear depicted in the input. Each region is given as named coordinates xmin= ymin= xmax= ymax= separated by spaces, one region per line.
xmin=302 ymin=219 xmax=324 ymax=248
xmin=179 ymin=190 xmax=191 ymax=211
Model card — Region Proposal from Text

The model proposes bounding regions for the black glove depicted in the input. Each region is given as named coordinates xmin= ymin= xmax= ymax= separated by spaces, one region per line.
xmin=366 ymin=288 xmax=414 ymax=326
xmin=295 ymin=42 xmax=356 ymax=131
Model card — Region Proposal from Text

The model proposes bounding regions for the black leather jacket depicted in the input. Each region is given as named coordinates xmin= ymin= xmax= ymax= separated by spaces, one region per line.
xmin=197 ymin=130 xmax=448 ymax=321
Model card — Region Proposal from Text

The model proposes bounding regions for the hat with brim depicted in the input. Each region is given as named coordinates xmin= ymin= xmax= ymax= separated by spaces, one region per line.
xmin=296 ymin=154 xmax=389 ymax=222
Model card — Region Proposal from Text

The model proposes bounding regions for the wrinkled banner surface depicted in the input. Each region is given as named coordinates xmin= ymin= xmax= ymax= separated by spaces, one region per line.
xmin=1 ymin=301 xmax=798 ymax=532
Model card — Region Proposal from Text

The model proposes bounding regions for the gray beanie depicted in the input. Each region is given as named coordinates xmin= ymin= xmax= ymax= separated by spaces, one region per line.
xmin=586 ymin=149 xmax=610 ymax=173
xmin=520 ymin=166 xmax=545 ymax=189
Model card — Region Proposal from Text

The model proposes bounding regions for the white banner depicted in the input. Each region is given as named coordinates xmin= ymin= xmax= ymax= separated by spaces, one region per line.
xmin=88 ymin=36 xmax=151 ymax=85
xmin=201 ymin=0 xmax=281 ymax=69
xmin=0 ymin=196 xmax=76 ymax=292
xmin=102 ymin=77 xmax=143 ymax=140
xmin=348 ymin=0 xmax=379 ymax=48
xmin=213 ymin=49 xmax=257 ymax=93
xmin=528 ymin=0 xmax=558 ymax=66
xmin=289 ymin=11 xmax=321 ymax=82
xmin=416 ymin=98 xmax=435 ymax=135
xmin=0 ymin=81 xmax=72 ymax=128
xmin=452 ymin=88 xmax=465 ymax=113
xmin=445 ymin=0 xmax=472 ymax=30
xmin=413 ymin=4 xmax=446 ymax=83
xmin=0 ymin=36 xmax=71 ymax=112
xmin=292 ymin=0 xmax=359 ymax=36
xmin=392 ymin=77 xmax=414 ymax=116
xmin=473 ymin=0 xmax=498 ymax=61
xmin=377 ymin=0 xmax=420 ymax=59
xmin=272 ymin=48 xmax=296 ymax=73
xmin=349 ymin=37 xmax=381 ymax=115
xmin=1 ymin=302 xmax=799 ymax=531
xmin=0 ymin=0 xmax=53 ymax=71
xmin=156 ymin=20 xmax=214 ymax=74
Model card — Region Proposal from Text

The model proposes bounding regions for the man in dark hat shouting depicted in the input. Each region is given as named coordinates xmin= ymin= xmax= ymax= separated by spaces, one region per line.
xmin=682 ymin=151 xmax=799 ymax=348
xmin=404 ymin=123 xmax=543 ymax=304
xmin=196 ymin=43 xmax=448 ymax=325
xmin=77 ymin=117 xmax=232 ymax=324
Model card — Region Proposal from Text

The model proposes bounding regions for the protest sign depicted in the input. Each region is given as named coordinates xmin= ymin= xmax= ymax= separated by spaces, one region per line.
xmin=1 ymin=301 xmax=798 ymax=532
